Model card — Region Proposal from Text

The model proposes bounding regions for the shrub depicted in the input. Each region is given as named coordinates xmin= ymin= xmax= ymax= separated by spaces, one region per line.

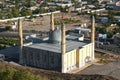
xmin=0 ymin=67 xmax=41 ymax=80
xmin=5 ymin=26 xmax=11 ymax=31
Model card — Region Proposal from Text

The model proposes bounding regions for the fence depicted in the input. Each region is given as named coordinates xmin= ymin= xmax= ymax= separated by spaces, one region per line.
xmin=0 ymin=11 xmax=60 ymax=22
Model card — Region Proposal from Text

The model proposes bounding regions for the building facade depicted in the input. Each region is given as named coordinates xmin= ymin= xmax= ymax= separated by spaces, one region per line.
xmin=19 ymin=13 xmax=95 ymax=73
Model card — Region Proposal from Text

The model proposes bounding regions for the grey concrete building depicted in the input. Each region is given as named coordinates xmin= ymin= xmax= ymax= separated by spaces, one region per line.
xmin=19 ymin=13 xmax=95 ymax=73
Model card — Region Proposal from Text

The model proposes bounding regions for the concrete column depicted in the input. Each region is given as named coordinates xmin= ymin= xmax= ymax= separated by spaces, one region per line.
xmin=18 ymin=19 xmax=23 ymax=64
xmin=50 ymin=12 xmax=55 ymax=31
xmin=91 ymin=16 xmax=95 ymax=43
xmin=61 ymin=23 xmax=66 ymax=73
xmin=91 ymin=16 xmax=95 ymax=60
xmin=61 ymin=23 xmax=66 ymax=54
xmin=18 ymin=19 xmax=23 ymax=46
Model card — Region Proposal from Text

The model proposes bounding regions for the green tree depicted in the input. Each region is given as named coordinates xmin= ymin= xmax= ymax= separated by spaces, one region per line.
xmin=7 ymin=12 xmax=13 ymax=18
xmin=33 ymin=8 xmax=40 ymax=14
xmin=96 ymin=27 xmax=107 ymax=34
xmin=39 ymin=8 xmax=47 ymax=13
xmin=89 ymin=0 xmax=96 ymax=3
xmin=21 ymin=9 xmax=32 ymax=16
xmin=6 ymin=9 xmax=13 ymax=18
xmin=71 ymin=0 xmax=77 ymax=8
xmin=5 ymin=26 xmax=11 ymax=31
xmin=15 ymin=0 xmax=19 ymax=5
xmin=24 ymin=0 xmax=36 ymax=8
xmin=55 ymin=6 xmax=63 ymax=11
xmin=12 ymin=7 xmax=19 ymax=17
xmin=0 ymin=11 xmax=3 ymax=19
xmin=107 ymin=31 xmax=114 ymax=38
xmin=108 ymin=10 xmax=114 ymax=23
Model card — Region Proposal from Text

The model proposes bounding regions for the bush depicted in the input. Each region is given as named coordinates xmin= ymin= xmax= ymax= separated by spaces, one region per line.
xmin=0 ymin=67 xmax=41 ymax=80
xmin=5 ymin=26 xmax=11 ymax=31
xmin=96 ymin=27 xmax=107 ymax=34
xmin=0 ymin=38 xmax=19 ymax=49
xmin=0 ymin=67 xmax=16 ymax=80
xmin=107 ymin=31 xmax=114 ymax=38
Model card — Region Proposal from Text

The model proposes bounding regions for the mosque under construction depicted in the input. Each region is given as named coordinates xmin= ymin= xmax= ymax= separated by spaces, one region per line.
xmin=18 ymin=12 xmax=95 ymax=73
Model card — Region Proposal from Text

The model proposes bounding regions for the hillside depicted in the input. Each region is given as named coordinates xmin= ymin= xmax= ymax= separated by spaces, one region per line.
xmin=0 ymin=62 xmax=119 ymax=80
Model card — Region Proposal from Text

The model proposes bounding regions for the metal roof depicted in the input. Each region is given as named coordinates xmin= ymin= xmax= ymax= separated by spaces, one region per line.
xmin=0 ymin=46 xmax=19 ymax=62
xmin=24 ymin=35 xmax=90 ymax=53
xmin=0 ymin=46 xmax=19 ymax=58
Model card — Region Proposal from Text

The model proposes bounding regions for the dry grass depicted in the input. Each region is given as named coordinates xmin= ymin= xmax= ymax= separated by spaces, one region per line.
xmin=95 ymin=52 xmax=120 ymax=64
xmin=0 ymin=62 xmax=118 ymax=80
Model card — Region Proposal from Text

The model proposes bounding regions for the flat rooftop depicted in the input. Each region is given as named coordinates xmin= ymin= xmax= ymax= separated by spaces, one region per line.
xmin=0 ymin=46 xmax=19 ymax=62
xmin=24 ymin=35 xmax=90 ymax=53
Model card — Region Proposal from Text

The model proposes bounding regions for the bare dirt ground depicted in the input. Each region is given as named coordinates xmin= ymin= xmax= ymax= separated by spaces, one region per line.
xmin=77 ymin=52 xmax=120 ymax=80
xmin=0 ymin=13 xmax=91 ymax=32
xmin=22 ymin=13 xmax=91 ymax=32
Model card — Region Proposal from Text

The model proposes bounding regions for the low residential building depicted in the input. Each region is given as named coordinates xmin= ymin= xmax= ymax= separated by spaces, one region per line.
xmin=114 ymin=16 xmax=120 ymax=22
xmin=113 ymin=33 xmax=120 ymax=45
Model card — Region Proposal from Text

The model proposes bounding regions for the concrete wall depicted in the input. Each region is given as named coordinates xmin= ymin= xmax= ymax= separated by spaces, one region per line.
xmin=63 ymin=49 xmax=77 ymax=72
xmin=77 ymin=43 xmax=94 ymax=68
xmin=21 ymin=42 xmax=94 ymax=72
xmin=22 ymin=46 xmax=61 ymax=71
xmin=0 ymin=11 xmax=60 ymax=22
xmin=62 ymin=43 xmax=94 ymax=72
xmin=114 ymin=36 xmax=120 ymax=44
